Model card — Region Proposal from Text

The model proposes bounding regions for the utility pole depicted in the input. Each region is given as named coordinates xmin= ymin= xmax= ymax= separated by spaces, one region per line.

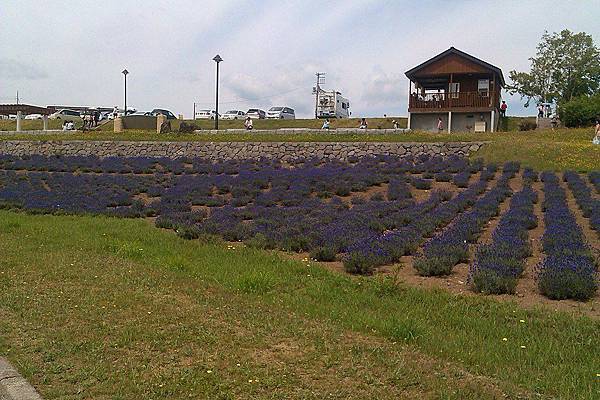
xmin=313 ymin=72 xmax=325 ymax=119
xmin=193 ymin=102 xmax=196 ymax=120
xmin=16 ymin=90 xmax=19 ymax=105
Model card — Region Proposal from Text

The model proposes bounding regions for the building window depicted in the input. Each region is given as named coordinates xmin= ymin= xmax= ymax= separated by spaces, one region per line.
xmin=478 ymin=79 xmax=489 ymax=97
xmin=449 ymin=83 xmax=460 ymax=99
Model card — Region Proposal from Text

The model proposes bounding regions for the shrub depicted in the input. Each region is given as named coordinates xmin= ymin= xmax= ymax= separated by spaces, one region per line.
xmin=559 ymin=94 xmax=600 ymax=127
xmin=244 ymin=233 xmax=273 ymax=249
xmin=412 ymin=178 xmax=432 ymax=190
xmin=518 ymin=120 xmax=537 ymax=131
xmin=178 ymin=121 xmax=199 ymax=133
xmin=434 ymin=172 xmax=452 ymax=182
xmin=413 ymin=256 xmax=455 ymax=276
xmin=176 ymin=225 xmax=202 ymax=240
xmin=470 ymin=269 xmax=517 ymax=295
xmin=343 ymin=252 xmax=375 ymax=275
xmin=309 ymin=246 xmax=337 ymax=262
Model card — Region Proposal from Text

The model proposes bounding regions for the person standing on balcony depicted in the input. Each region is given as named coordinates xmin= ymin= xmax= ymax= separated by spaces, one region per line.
xmin=437 ymin=117 xmax=443 ymax=132
xmin=500 ymin=101 xmax=507 ymax=117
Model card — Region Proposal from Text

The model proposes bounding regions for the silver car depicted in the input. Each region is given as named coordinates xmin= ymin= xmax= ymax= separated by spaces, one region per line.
xmin=266 ymin=107 xmax=295 ymax=119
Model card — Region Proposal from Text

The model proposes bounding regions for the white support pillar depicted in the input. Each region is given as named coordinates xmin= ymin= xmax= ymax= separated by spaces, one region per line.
xmin=490 ymin=110 xmax=495 ymax=133
xmin=42 ymin=115 xmax=49 ymax=131
xmin=407 ymin=112 xmax=411 ymax=130
xmin=448 ymin=111 xmax=452 ymax=133
xmin=16 ymin=111 xmax=22 ymax=132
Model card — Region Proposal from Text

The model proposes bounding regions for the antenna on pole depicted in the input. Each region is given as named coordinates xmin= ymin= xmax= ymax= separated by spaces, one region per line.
xmin=313 ymin=72 xmax=325 ymax=119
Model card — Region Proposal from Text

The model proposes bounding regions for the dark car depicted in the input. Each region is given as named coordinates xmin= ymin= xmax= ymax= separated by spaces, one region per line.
xmin=150 ymin=109 xmax=177 ymax=120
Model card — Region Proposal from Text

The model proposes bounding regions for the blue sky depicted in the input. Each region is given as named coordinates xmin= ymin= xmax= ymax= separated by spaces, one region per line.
xmin=1 ymin=0 xmax=599 ymax=118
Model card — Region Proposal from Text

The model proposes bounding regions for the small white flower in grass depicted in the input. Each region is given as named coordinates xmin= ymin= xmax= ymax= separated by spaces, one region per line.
xmin=206 ymin=370 xmax=212 ymax=374
xmin=236 ymin=363 xmax=241 ymax=367
xmin=520 ymin=345 xmax=526 ymax=349
xmin=248 ymin=379 xmax=253 ymax=383
xmin=502 ymin=338 xmax=508 ymax=342
xmin=519 ymin=319 xmax=525 ymax=323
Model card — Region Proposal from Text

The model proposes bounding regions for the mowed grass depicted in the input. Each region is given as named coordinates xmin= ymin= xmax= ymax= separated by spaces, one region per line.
xmin=0 ymin=211 xmax=599 ymax=399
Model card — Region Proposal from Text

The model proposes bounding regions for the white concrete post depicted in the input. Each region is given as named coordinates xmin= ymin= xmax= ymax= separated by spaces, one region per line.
xmin=42 ymin=115 xmax=49 ymax=131
xmin=16 ymin=111 xmax=22 ymax=132
xmin=448 ymin=111 xmax=452 ymax=133
xmin=407 ymin=112 xmax=411 ymax=130
xmin=490 ymin=110 xmax=495 ymax=133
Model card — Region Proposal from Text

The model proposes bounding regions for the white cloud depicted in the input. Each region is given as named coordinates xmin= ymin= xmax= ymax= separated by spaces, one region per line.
xmin=0 ymin=0 xmax=599 ymax=117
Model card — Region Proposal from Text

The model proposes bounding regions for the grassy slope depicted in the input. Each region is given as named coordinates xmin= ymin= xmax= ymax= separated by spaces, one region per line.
xmin=0 ymin=211 xmax=598 ymax=399
xmin=1 ymin=116 xmax=540 ymax=132
xmin=0 ymin=128 xmax=598 ymax=171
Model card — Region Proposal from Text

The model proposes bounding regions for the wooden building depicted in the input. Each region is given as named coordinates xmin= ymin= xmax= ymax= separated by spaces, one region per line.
xmin=405 ymin=47 xmax=505 ymax=133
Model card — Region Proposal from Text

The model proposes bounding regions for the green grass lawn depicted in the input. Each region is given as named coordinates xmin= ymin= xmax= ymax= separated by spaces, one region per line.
xmin=0 ymin=210 xmax=598 ymax=399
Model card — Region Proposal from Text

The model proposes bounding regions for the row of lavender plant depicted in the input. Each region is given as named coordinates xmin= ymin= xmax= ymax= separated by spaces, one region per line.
xmin=589 ymin=171 xmax=600 ymax=193
xmin=412 ymin=162 xmax=520 ymax=276
xmin=563 ymin=171 xmax=600 ymax=234
xmin=468 ymin=173 xmax=538 ymax=294
xmin=342 ymin=174 xmax=491 ymax=274
xmin=537 ymin=172 xmax=597 ymax=300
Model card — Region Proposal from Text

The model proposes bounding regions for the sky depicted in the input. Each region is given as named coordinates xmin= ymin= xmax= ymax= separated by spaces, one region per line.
xmin=1 ymin=0 xmax=599 ymax=118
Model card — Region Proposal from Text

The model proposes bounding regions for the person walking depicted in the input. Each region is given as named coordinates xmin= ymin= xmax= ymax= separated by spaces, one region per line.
xmin=359 ymin=118 xmax=368 ymax=129
xmin=593 ymin=118 xmax=600 ymax=145
xmin=437 ymin=117 xmax=444 ymax=132
xmin=392 ymin=119 xmax=399 ymax=129
xmin=112 ymin=106 xmax=118 ymax=120
xmin=500 ymin=101 xmax=507 ymax=117
xmin=537 ymin=104 xmax=544 ymax=118
xmin=244 ymin=116 xmax=253 ymax=130
xmin=321 ymin=119 xmax=330 ymax=130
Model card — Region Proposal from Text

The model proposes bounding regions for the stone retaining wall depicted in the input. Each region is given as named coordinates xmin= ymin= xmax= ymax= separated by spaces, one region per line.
xmin=0 ymin=141 xmax=485 ymax=161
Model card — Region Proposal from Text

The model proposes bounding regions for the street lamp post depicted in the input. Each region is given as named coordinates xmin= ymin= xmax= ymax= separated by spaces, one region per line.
xmin=122 ymin=69 xmax=129 ymax=116
xmin=212 ymin=55 xmax=223 ymax=130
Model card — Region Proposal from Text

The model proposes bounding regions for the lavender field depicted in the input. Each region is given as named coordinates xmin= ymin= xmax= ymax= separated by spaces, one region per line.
xmin=0 ymin=153 xmax=598 ymax=302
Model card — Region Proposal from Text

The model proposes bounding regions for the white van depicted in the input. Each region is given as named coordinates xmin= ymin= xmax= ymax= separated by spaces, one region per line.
xmin=267 ymin=107 xmax=295 ymax=119
xmin=195 ymin=109 xmax=218 ymax=119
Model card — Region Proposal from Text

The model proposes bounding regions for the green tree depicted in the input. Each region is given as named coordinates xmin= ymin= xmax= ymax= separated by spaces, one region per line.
xmin=507 ymin=29 xmax=600 ymax=107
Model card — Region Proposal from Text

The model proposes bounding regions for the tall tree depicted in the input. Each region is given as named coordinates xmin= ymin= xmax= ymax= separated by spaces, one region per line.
xmin=507 ymin=29 xmax=600 ymax=107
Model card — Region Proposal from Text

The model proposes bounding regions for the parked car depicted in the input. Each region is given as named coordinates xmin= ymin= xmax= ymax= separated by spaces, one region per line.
xmin=49 ymin=109 xmax=81 ymax=120
xmin=195 ymin=109 xmax=218 ymax=119
xmin=24 ymin=114 xmax=44 ymax=120
xmin=150 ymin=109 xmax=177 ymax=120
xmin=267 ymin=107 xmax=295 ymax=119
xmin=222 ymin=110 xmax=246 ymax=120
xmin=246 ymin=109 xmax=266 ymax=119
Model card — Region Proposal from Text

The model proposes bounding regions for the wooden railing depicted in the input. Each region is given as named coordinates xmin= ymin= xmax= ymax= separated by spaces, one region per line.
xmin=409 ymin=92 xmax=496 ymax=109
